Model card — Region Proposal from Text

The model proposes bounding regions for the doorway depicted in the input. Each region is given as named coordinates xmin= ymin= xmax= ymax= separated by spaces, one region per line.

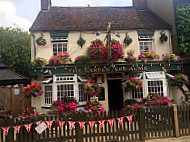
xmin=108 ymin=79 xmax=123 ymax=111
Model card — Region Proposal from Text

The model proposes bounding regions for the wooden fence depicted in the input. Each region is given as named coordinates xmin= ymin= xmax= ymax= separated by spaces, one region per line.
xmin=0 ymin=105 xmax=189 ymax=142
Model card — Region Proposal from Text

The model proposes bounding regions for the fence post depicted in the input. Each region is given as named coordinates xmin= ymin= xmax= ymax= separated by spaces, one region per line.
xmin=173 ymin=104 xmax=180 ymax=137
xmin=138 ymin=107 xmax=145 ymax=141
xmin=5 ymin=118 xmax=14 ymax=142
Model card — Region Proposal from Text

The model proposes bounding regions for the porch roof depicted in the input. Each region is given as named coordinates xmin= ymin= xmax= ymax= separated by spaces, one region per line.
xmin=29 ymin=61 xmax=182 ymax=76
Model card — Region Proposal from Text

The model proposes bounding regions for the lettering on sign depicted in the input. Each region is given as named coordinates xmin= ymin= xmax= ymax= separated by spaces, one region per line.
xmin=129 ymin=67 xmax=147 ymax=71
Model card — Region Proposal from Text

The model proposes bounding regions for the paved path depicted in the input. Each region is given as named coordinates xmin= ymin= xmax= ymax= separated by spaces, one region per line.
xmin=145 ymin=136 xmax=190 ymax=142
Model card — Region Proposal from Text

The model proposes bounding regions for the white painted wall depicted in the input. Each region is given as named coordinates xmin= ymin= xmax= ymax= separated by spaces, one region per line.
xmin=31 ymin=29 xmax=172 ymax=62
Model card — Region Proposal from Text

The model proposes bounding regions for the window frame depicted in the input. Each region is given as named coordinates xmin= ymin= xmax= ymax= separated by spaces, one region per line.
xmin=51 ymin=36 xmax=68 ymax=56
xmin=139 ymin=36 xmax=154 ymax=53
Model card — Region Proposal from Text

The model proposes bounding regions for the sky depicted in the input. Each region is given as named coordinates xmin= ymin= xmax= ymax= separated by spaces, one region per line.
xmin=0 ymin=0 xmax=132 ymax=32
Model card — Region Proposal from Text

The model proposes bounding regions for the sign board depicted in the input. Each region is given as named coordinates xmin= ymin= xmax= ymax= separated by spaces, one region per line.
xmin=90 ymin=96 xmax=98 ymax=102
xmin=14 ymin=89 xmax=20 ymax=95
xmin=35 ymin=122 xmax=47 ymax=134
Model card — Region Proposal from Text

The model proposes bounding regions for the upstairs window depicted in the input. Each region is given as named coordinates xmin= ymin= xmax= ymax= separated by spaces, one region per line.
xmin=138 ymin=30 xmax=154 ymax=53
xmin=52 ymin=36 xmax=68 ymax=56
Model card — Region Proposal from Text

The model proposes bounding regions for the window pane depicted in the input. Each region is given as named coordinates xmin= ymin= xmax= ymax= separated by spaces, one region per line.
xmin=57 ymin=84 xmax=74 ymax=99
xmin=132 ymin=87 xmax=143 ymax=100
xmin=44 ymin=86 xmax=53 ymax=105
xmin=79 ymin=84 xmax=88 ymax=102
xmin=147 ymin=81 xmax=164 ymax=96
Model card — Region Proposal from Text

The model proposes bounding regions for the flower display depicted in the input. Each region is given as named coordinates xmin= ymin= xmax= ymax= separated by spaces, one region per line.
xmin=84 ymin=80 xmax=101 ymax=98
xmin=141 ymin=93 xmax=171 ymax=106
xmin=85 ymin=101 xmax=105 ymax=113
xmin=162 ymin=53 xmax=180 ymax=62
xmin=21 ymin=107 xmax=40 ymax=118
xmin=36 ymin=33 xmax=46 ymax=46
xmin=74 ymin=55 xmax=91 ymax=65
xmin=51 ymin=96 xmax=78 ymax=113
xmin=87 ymin=39 xmax=108 ymax=60
xmin=169 ymin=73 xmax=188 ymax=86
xmin=23 ymin=83 xmax=43 ymax=97
xmin=138 ymin=51 xmax=159 ymax=62
xmin=49 ymin=53 xmax=72 ymax=64
xmin=124 ymin=50 xmax=136 ymax=63
xmin=110 ymin=39 xmax=124 ymax=60
xmin=122 ymin=77 xmax=142 ymax=91
xmin=31 ymin=57 xmax=47 ymax=69
xmin=122 ymin=103 xmax=140 ymax=116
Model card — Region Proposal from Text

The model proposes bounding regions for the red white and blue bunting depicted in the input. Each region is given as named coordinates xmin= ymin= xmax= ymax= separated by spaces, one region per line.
xmin=0 ymin=115 xmax=135 ymax=136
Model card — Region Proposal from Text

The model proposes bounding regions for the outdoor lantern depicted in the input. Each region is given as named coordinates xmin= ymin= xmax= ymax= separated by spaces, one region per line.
xmin=96 ymin=75 xmax=103 ymax=84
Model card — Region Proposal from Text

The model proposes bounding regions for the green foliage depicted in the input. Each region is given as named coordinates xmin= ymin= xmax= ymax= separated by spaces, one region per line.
xmin=176 ymin=6 xmax=190 ymax=56
xmin=0 ymin=27 xmax=31 ymax=76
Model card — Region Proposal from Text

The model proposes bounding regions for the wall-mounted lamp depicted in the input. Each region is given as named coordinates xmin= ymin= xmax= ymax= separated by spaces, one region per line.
xmin=96 ymin=75 xmax=103 ymax=84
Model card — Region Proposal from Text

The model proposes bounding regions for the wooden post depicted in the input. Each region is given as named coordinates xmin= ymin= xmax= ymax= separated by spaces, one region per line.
xmin=75 ymin=114 xmax=83 ymax=142
xmin=173 ymin=104 xmax=180 ymax=137
xmin=138 ymin=107 xmax=145 ymax=141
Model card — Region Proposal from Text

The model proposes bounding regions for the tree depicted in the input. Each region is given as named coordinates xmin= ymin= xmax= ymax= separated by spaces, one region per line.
xmin=0 ymin=27 xmax=31 ymax=76
xmin=176 ymin=6 xmax=190 ymax=56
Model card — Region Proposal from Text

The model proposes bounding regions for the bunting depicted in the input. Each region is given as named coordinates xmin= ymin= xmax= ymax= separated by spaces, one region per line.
xmin=89 ymin=121 xmax=96 ymax=130
xmin=46 ymin=121 xmax=53 ymax=130
xmin=24 ymin=123 xmax=32 ymax=133
xmin=36 ymin=121 xmax=41 ymax=127
xmin=117 ymin=117 xmax=124 ymax=125
xmin=2 ymin=127 xmax=10 ymax=136
xmin=68 ymin=121 xmax=75 ymax=130
xmin=58 ymin=121 xmax=65 ymax=129
xmin=78 ymin=122 xmax=85 ymax=129
xmin=126 ymin=115 xmax=133 ymax=124
xmin=108 ymin=119 xmax=114 ymax=128
xmin=13 ymin=125 xmax=21 ymax=134
xmin=98 ymin=120 xmax=105 ymax=128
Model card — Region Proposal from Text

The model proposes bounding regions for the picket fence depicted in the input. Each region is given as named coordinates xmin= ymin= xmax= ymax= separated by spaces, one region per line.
xmin=0 ymin=104 xmax=189 ymax=142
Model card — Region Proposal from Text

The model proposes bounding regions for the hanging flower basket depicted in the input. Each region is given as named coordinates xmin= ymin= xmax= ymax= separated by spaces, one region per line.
xmin=77 ymin=35 xmax=86 ymax=48
xmin=138 ymin=51 xmax=159 ymax=63
xmin=169 ymin=73 xmax=188 ymax=86
xmin=36 ymin=33 xmax=46 ymax=46
xmin=23 ymin=83 xmax=43 ymax=97
xmin=122 ymin=77 xmax=142 ymax=92
xmin=124 ymin=33 xmax=132 ymax=46
xmin=160 ymin=31 xmax=168 ymax=42
xmin=49 ymin=53 xmax=72 ymax=65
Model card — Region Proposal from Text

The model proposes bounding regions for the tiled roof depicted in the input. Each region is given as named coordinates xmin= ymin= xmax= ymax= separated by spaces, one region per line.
xmin=0 ymin=63 xmax=29 ymax=85
xmin=30 ymin=7 xmax=171 ymax=32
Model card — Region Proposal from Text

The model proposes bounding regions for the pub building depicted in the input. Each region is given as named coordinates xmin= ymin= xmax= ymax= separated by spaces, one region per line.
xmin=29 ymin=0 xmax=185 ymax=113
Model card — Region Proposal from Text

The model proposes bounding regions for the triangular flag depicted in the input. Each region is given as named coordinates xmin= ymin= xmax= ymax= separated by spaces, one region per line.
xmin=108 ymin=119 xmax=114 ymax=128
xmin=68 ymin=121 xmax=75 ymax=130
xmin=78 ymin=122 xmax=85 ymax=129
xmin=58 ymin=121 xmax=65 ymax=129
xmin=13 ymin=125 xmax=21 ymax=134
xmin=126 ymin=115 xmax=133 ymax=124
xmin=98 ymin=120 xmax=105 ymax=128
xmin=89 ymin=121 xmax=96 ymax=130
xmin=24 ymin=123 xmax=32 ymax=133
xmin=36 ymin=121 xmax=41 ymax=127
xmin=2 ymin=127 xmax=10 ymax=136
xmin=46 ymin=121 xmax=53 ymax=130
xmin=117 ymin=117 xmax=124 ymax=125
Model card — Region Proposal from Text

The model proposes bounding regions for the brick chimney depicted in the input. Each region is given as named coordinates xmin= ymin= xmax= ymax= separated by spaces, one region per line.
xmin=41 ymin=0 xmax=51 ymax=11
xmin=133 ymin=0 xmax=147 ymax=10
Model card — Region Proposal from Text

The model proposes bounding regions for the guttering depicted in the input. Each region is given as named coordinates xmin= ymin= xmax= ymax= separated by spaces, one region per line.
xmin=31 ymin=33 xmax=36 ymax=59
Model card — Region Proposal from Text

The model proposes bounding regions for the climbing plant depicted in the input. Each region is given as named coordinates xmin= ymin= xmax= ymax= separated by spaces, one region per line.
xmin=176 ymin=6 xmax=190 ymax=56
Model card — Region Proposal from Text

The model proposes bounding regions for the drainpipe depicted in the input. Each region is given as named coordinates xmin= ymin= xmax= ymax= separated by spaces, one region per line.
xmin=31 ymin=33 xmax=36 ymax=60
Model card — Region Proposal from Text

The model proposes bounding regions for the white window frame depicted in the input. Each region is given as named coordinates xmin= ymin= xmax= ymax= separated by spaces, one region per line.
xmin=42 ymin=74 xmax=88 ymax=107
xmin=139 ymin=36 xmax=154 ymax=53
xmin=51 ymin=36 xmax=68 ymax=56
xmin=130 ymin=71 xmax=168 ymax=100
